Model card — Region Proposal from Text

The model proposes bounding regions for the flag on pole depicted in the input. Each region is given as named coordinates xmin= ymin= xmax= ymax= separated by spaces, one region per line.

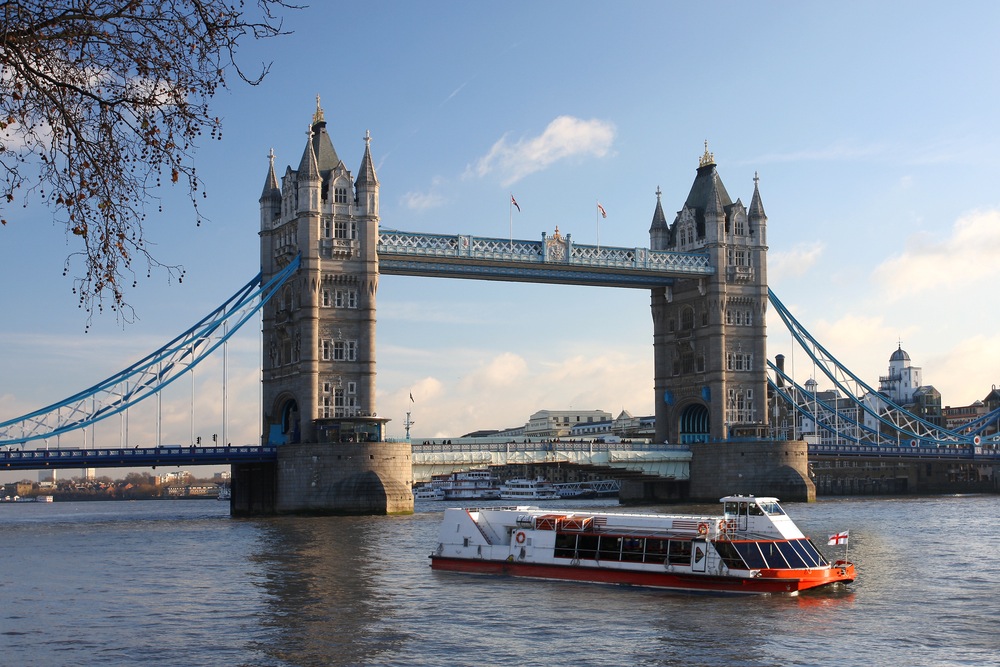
xmin=827 ymin=530 xmax=849 ymax=546
xmin=510 ymin=194 xmax=520 ymax=212
xmin=597 ymin=202 xmax=607 ymax=218
xmin=409 ymin=392 xmax=414 ymax=402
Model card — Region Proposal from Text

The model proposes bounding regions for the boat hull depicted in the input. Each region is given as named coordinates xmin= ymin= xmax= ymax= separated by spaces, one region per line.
xmin=430 ymin=556 xmax=853 ymax=595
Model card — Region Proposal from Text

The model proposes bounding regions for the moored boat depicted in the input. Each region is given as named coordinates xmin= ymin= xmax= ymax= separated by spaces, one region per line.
xmin=429 ymin=495 xmax=856 ymax=595
xmin=499 ymin=477 xmax=560 ymax=501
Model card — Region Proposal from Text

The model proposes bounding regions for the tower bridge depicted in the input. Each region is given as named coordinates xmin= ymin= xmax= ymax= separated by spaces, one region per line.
xmin=3 ymin=102 xmax=998 ymax=511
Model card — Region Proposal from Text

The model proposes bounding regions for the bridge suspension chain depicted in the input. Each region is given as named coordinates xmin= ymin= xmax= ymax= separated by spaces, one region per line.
xmin=767 ymin=288 xmax=979 ymax=446
xmin=0 ymin=256 xmax=301 ymax=447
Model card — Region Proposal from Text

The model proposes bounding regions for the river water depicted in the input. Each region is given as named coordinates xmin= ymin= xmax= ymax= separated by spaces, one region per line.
xmin=0 ymin=495 xmax=997 ymax=666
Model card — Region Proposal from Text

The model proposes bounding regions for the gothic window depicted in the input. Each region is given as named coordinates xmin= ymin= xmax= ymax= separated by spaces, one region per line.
xmin=347 ymin=381 xmax=356 ymax=394
xmin=323 ymin=217 xmax=332 ymax=238
xmin=735 ymin=217 xmax=746 ymax=235
xmin=319 ymin=396 xmax=332 ymax=419
xmin=332 ymin=340 xmax=358 ymax=362
xmin=334 ymin=187 xmax=348 ymax=204
xmin=322 ymin=382 xmax=332 ymax=393
xmin=681 ymin=307 xmax=694 ymax=331
xmin=334 ymin=219 xmax=347 ymax=239
xmin=347 ymin=290 xmax=358 ymax=308
xmin=321 ymin=289 xmax=331 ymax=308
xmin=321 ymin=340 xmax=332 ymax=361
xmin=335 ymin=290 xmax=344 ymax=308
xmin=701 ymin=310 xmax=709 ymax=326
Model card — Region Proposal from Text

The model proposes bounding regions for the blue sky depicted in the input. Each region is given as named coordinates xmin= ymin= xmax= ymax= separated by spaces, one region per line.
xmin=3 ymin=2 xmax=1000 ymax=475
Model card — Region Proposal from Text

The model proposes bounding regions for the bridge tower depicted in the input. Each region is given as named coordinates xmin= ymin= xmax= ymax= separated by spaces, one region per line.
xmin=648 ymin=146 xmax=811 ymax=501
xmin=650 ymin=145 xmax=770 ymax=444
xmin=242 ymin=99 xmax=413 ymax=515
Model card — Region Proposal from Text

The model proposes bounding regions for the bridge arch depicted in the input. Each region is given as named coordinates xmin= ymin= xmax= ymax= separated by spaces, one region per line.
xmin=678 ymin=402 xmax=710 ymax=444
xmin=267 ymin=395 xmax=300 ymax=445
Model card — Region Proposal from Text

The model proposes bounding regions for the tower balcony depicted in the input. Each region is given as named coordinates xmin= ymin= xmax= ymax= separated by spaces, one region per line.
xmin=726 ymin=265 xmax=755 ymax=282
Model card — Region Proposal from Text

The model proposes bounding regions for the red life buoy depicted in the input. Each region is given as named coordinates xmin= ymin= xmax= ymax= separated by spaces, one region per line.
xmin=697 ymin=522 xmax=708 ymax=535
xmin=515 ymin=531 xmax=526 ymax=544
xmin=718 ymin=520 xmax=728 ymax=532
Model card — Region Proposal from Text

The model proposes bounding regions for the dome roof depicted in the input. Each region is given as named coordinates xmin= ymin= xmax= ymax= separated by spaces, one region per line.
xmin=890 ymin=345 xmax=910 ymax=362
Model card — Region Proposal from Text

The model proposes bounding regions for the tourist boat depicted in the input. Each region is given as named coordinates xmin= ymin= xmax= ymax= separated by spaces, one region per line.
xmin=429 ymin=495 xmax=856 ymax=595
xmin=442 ymin=469 xmax=501 ymax=500
xmin=499 ymin=477 xmax=560 ymax=501
xmin=414 ymin=485 xmax=447 ymax=501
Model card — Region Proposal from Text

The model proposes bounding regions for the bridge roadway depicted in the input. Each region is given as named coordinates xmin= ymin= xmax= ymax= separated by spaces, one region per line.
xmin=0 ymin=445 xmax=278 ymax=472
xmin=1 ymin=441 xmax=995 ymax=474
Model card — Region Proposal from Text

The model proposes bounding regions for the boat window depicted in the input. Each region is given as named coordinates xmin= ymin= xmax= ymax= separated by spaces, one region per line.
xmin=713 ymin=541 xmax=748 ymax=570
xmin=576 ymin=534 xmax=599 ymax=560
xmin=789 ymin=539 xmax=826 ymax=567
xmin=724 ymin=501 xmax=741 ymax=516
xmin=757 ymin=541 xmax=790 ymax=569
xmin=598 ymin=536 xmax=622 ymax=560
xmin=667 ymin=540 xmax=691 ymax=565
xmin=730 ymin=541 xmax=768 ymax=569
xmin=774 ymin=541 xmax=808 ymax=568
xmin=747 ymin=502 xmax=764 ymax=516
xmin=621 ymin=537 xmax=645 ymax=562
xmin=554 ymin=532 xmax=577 ymax=559
xmin=645 ymin=538 xmax=668 ymax=563
xmin=758 ymin=500 xmax=785 ymax=516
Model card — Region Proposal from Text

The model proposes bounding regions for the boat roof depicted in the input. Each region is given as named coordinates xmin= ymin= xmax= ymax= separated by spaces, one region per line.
xmin=719 ymin=495 xmax=780 ymax=504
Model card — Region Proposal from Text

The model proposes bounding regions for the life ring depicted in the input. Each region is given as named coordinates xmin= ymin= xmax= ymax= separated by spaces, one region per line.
xmin=718 ymin=520 xmax=728 ymax=532
xmin=697 ymin=522 xmax=708 ymax=535
xmin=515 ymin=531 xmax=526 ymax=544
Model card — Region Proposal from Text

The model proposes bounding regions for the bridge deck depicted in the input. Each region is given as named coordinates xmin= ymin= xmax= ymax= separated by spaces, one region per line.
xmin=377 ymin=230 xmax=713 ymax=287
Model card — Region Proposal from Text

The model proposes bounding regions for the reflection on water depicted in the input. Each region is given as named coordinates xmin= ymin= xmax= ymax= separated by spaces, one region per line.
xmin=249 ymin=517 xmax=404 ymax=666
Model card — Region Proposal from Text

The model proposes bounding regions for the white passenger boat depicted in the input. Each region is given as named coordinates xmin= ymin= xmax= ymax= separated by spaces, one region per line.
xmin=414 ymin=485 xmax=447 ymax=501
xmin=430 ymin=495 xmax=856 ymax=595
xmin=499 ymin=477 xmax=560 ymax=501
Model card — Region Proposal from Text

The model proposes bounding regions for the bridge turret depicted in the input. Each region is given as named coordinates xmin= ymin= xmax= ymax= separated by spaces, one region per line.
xmin=355 ymin=130 xmax=379 ymax=218
xmin=649 ymin=186 xmax=670 ymax=251
xmin=259 ymin=148 xmax=281 ymax=232
xmin=296 ymin=127 xmax=322 ymax=215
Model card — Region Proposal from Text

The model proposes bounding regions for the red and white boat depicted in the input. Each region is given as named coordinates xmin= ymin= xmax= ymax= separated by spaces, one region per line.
xmin=429 ymin=495 xmax=855 ymax=595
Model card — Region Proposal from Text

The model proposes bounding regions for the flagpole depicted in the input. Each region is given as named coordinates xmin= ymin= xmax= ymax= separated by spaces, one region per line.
xmin=509 ymin=194 xmax=513 ymax=250
xmin=596 ymin=199 xmax=601 ymax=251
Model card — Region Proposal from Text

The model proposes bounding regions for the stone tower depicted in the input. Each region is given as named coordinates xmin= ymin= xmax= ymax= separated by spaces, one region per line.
xmin=252 ymin=99 xmax=412 ymax=515
xmin=649 ymin=145 xmax=769 ymax=444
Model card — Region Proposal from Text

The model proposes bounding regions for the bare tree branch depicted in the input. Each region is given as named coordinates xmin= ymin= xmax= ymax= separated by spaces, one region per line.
xmin=0 ymin=1 xmax=297 ymax=327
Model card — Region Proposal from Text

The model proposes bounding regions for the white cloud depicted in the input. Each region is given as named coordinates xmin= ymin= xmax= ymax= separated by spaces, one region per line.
xmin=402 ymin=190 xmax=446 ymax=210
xmin=768 ymin=241 xmax=825 ymax=283
xmin=471 ymin=116 xmax=616 ymax=186
xmin=873 ymin=208 xmax=1000 ymax=300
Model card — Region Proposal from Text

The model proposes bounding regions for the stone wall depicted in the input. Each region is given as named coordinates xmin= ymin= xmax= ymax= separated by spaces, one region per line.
xmin=688 ymin=440 xmax=814 ymax=502
xmin=274 ymin=441 xmax=414 ymax=515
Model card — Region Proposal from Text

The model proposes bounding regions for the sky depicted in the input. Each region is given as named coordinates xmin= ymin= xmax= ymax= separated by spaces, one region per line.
xmin=3 ymin=2 xmax=1000 ymax=480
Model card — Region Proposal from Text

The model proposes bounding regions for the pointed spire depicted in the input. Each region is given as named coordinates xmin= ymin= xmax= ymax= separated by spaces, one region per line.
xmin=313 ymin=94 xmax=325 ymax=124
xmin=749 ymin=170 xmax=767 ymax=221
xmin=649 ymin=185 xmax=668 ymax=232
xmin=698 ymin=140 xmax=715 ymax=168
xmin=297 ymin=125 xmax=320 ymax=181
xmin=355 ymin=129 xmax=379 ymax=188
xmin=260 ymin=147 xmax=281 ymax=200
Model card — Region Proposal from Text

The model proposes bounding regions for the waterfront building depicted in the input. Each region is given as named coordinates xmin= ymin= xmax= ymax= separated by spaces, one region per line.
xmin=524 ymin=410 xmax=613 ymax=438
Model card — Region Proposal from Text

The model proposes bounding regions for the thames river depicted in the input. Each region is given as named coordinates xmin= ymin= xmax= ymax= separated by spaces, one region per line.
xmin=1 ymin=494 xmax=997 ymax=666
